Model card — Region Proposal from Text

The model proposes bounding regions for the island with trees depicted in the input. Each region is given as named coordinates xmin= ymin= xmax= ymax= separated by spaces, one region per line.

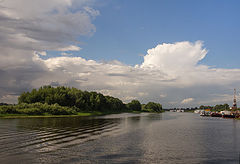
xmin=0 ymin=86 xmax=163 ymax=118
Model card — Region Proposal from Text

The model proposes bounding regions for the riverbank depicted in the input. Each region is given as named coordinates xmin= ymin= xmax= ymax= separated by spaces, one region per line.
xmin=0 ymin=110 xmax=156 ymax=119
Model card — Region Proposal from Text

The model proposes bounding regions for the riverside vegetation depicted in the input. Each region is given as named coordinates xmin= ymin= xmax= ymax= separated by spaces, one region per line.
xmin=0 ymin=86 xmax=163 ymax=117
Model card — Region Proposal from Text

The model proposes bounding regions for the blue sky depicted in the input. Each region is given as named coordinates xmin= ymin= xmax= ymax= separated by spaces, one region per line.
xmin=76 ymin=0 xmax=240 ymax=68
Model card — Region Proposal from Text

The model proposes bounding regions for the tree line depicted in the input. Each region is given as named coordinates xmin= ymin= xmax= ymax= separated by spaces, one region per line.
xmin=0 ymin=86 xmax=163 ymax=115
xmin=18 ymin=86 xmax=125 ymax=112
xmin=199 ymin=104 xmax=231 ymax=111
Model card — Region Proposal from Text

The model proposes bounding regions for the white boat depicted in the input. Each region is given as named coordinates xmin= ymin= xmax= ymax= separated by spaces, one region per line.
xmin=200 ymin=111 xmax=210 ymax=116
xmin=194 ymin=110 xmax=204 ymax=114
xmin=176 ymin=109 xmax=184 ymax=112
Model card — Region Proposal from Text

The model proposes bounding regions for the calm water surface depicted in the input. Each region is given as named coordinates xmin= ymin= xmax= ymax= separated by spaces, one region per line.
xmin=0 ymin=112 xmax=239 ymax=164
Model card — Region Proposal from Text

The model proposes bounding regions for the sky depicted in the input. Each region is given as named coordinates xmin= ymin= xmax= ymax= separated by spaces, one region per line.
xmin=0 ymin=0 xmax=240 ymax=108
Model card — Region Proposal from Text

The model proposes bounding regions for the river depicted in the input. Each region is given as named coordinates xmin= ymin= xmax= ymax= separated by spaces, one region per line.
xmin=0 ymin=112 xmax=239 ymax=164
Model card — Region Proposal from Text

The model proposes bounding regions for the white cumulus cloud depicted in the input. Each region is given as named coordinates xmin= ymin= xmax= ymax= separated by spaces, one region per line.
xmin=140 ymin=41 xmax=207 ymax=73
xmin=181 ymin=98 xmax=195 ymax=104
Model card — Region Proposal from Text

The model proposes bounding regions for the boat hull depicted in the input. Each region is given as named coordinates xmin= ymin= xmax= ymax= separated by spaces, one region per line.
xmin=210 ymin=113 xmax=222 ymax=117
xmin=222 ymin=115 xmax=235 ymax=118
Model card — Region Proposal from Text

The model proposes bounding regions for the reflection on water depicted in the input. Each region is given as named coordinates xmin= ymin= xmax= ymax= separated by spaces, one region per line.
xmin=0 ymin=112 xmax=239 ymax=164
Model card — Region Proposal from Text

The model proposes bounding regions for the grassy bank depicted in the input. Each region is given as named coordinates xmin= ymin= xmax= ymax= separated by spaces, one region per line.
xmin=0 ymin=110 xmax=159 ymax=119
xmin=0 ymin=112 xmax=102 ymax=118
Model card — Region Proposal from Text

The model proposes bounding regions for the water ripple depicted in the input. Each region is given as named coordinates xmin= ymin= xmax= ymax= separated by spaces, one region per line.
xmin=0 ymin=117 xmax=121 ymax=159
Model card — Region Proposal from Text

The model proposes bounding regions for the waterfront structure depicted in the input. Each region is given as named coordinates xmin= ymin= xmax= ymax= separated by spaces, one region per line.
xmin=232 ymin=89 xmax=237 ymax=110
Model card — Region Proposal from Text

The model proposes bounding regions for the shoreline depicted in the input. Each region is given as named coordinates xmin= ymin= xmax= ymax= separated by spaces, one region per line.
xmin=0 ymin=110 xmax=156 ymax=119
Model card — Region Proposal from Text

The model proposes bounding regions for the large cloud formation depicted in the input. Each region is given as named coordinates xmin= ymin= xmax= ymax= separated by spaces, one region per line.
xmin=1 ymin=1 xmax=240 ymax=108
xmin=0 ymin=0 xmax=98 ymax=102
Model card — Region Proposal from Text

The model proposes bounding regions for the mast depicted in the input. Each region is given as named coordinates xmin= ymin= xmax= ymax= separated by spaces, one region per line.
xmin=232 ymin=88 xmax=237 ymax=110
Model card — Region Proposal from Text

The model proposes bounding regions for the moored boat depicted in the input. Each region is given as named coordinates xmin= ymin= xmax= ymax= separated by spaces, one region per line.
xmin=220 ymin=110 xmax=236 ymax=118
xmin=200 ymin=111 xmax=211 ymax=116
xmin=222 ymin=114 xmax=236 ymax=118
xmin=210 ymin=112 xmax=222 ymax=117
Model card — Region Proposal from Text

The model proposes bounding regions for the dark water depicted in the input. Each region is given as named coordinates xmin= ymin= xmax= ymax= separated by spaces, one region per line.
xmin=0 ymin=112 xmax=239 ymax=164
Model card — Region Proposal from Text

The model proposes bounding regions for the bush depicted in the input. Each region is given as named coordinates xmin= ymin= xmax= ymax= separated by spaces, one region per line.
xmin=0 ymin=103 xmax=77 ymax=115
xmin=17 ymin=108 xmax=42 ymax=115
xmin=0 ymin=105 xmax=18 ymax=114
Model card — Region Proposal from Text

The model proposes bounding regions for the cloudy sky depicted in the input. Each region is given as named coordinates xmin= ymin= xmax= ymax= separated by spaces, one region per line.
xmin=0 ymin=0 xmax=240 ymax=108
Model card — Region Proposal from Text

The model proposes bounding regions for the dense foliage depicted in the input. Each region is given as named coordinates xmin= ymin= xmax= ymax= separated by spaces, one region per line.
xmin=142 ymin=102 xmax=163 ymax=112
xmin=0 ymin=103 xmax=77 ymax=115
xmin=213 ymin=104 xmax=230 ymax=111
xmin=126 ymin=100 xmax=141 ymax=111
xmin=18 ymin=86 xmax=125 ymax=112
xmin=199 ymin=104 xmax=230 ymax=111
xmin=0 ymin=86 xmax=164 ymax=116
xmin=199 ymin=105 xmax=213 ymax=110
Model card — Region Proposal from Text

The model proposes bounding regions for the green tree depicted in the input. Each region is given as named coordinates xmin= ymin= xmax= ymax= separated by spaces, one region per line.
xmin=126 ymin=100 xmax=141 ymax=111
xmin=213 ymin=104 xmax=229 ymax=111
xmin=144 ymin=102 xmax=162 ymax=112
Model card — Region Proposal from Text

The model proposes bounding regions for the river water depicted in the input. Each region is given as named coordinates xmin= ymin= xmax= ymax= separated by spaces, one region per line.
xmin=0 ymin=112 xmax=239 ymax=164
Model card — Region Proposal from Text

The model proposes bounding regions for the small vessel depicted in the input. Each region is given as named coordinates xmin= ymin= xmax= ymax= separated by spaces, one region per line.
xmin=222 ymin=114 xmax=235 ymax=118
xmin=210 ymin=112 xmax=222 ymax=117
xmin=176 ymin=109 xmax=184 ymax=112
xmin=200 ymin=111 xmax=210 ymax=116
xmin=194 ymin=110 xmax=203 ymax=114
xmin=221 ymin=110 xmax=236 ymax=118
